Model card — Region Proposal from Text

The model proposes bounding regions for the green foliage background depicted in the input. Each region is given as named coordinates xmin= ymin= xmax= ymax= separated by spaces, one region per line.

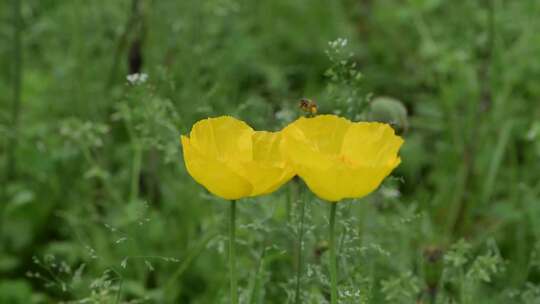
xmin=1 ymin=0 xmax=540 ymax=303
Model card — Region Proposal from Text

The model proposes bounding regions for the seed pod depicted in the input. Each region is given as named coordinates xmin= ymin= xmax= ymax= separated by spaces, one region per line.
xmin=368 ymin=96 xmax=409 ymax=134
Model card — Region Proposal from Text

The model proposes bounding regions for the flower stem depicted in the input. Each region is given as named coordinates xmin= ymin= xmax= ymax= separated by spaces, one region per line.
xmin=229 ymin=200 xmax=238 ymax=304
xmin=294 ymin=191 xmax=306 ymax=304
xmin=329 ymin=203 xmax=338 ymax=304
xmin=130 ymin=143 xmax=142 ymax=202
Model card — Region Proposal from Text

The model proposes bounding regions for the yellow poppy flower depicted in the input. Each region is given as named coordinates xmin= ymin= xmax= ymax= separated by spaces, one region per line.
xmin=181 ymin=116 xmax=295 ymax=200
xmin=280 ymin=114 xmax=404 ymax=202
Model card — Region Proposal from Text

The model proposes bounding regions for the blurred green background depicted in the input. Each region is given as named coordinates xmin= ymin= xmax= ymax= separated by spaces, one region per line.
xmin=1 ymin=0 xmax=540 ymax=303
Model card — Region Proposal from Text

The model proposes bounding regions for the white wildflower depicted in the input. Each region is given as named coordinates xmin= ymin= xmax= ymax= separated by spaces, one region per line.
xmin=126 ymin=73 xmax=148 ymax=85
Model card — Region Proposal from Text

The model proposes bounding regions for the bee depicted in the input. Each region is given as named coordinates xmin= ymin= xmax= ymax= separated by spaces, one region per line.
xmin=299 ymin=98 xmax=318 ymax=116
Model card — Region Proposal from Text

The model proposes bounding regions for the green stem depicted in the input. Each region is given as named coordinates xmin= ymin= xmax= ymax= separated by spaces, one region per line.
xmin=294 ymin=191 xmax=306 ymax=304
xmin=130 ymin=143 xmax=142 ymax=201
xmin=286 ymin=183 xmax=292 ymax=223
xmin=329 ymin=203 xmax=338 ymax=304
xmin=229 ymin=200 xmax=238 ymax=304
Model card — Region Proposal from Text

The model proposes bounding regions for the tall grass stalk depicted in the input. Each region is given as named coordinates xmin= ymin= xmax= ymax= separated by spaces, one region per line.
xmin=329 ymin=203 xmax=338 ymax=304
xmin=294 ymin=190 xmax=306 ymax=304
xmin=130 ymin=143 xmax=143 ymax=202
xmin=229 ymin=200 xmax=238 ymax=304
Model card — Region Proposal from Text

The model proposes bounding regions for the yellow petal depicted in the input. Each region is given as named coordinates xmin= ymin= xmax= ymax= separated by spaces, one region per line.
xmin=285 ymin=115 xmax=351 ymax=155
xmin=240 ymin=131 xmax=295 ymax=196
xmin=343 ymin=161 xmax=401 ymax=199
xmin=181 ymin=135 xmax=252 ymax=200
xmin=241 ymin=162 xmax=294 ymax=196
xmin=280 ymin=119 xmax=336 ymax=171
xmin=297 ymin=161 xmax=400 ymax=202
xmin=281 ymin=116 xmax=404 ymax=202
xmin=189 ymin=116 xmax=253 ymax=162
xmin=251 ymin=131 xmax=282 ymax=162
xmin=341 ymin=122 xmax=404 ymax=167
